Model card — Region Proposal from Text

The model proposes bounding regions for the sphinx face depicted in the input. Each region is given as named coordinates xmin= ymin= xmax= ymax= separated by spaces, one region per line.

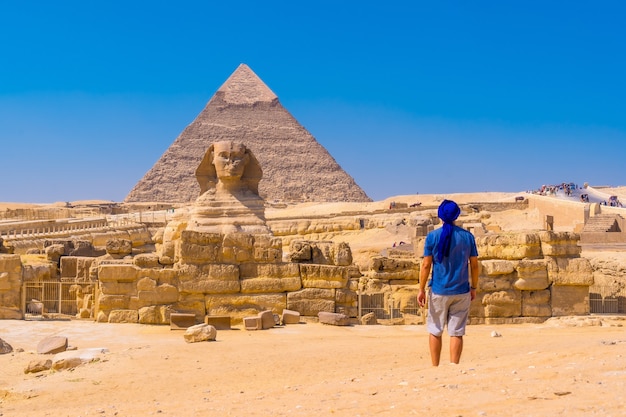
xmin=213 ymin=141 xmax=249 ymax=181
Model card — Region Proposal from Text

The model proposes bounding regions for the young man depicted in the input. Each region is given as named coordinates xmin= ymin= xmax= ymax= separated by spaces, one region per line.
xmin=418 ymin=200 xmax=479 ymax=366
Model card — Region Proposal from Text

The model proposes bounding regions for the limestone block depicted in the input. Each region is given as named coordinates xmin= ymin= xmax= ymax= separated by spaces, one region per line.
xmin=288 ymin=241 xmax=312 ymax=262
xmin=0 ymin=254 xmax=22 ymax=274
xmin=286 ymin=288 xmax=336 ymax=316
xmin=547 ymin=257 xmax=594 ymax=286
xmin=106 ymin=238 xmax=133 ymax=256
xmin=52 ymin=348 xmax=109 ymax=371
xmin=222 ymin=233 xmax=254 ymax=263
xmin=318 ymin=311 xmax=350 ymax=326
xmin=258 ymin=310 xmax=275 ymax=329
xmin=99 ymin=281 xmax=136 ymax=296
xmin=253 ymin=235 xmax=283 ymax=263
xmin=205 ymin=293 xmax=286 ymax=323
xmin=75 ymin=257 xmax=95 ymax=281
xmin=138 ymin=305 xmax=171 ymax=324
xmin=482 ymin=290 xmax=521 ymax=317
xmin=168 ymin=312 xmax=196 ymax=329
xmin=244 ymin=316 xmax=262 ymax=330
xmin=522 ymin=290 xmax=551 ymax=317
xmin=179 ymin=230 xmax=222 ymax=263
xmin=45 ymin=244 xmax=65 ymax=263
xmin=60 ymin=256 xmax=78 ymax=278
xmin=137 ymin=277 xmax=157 ymax=291
xmin=143 ymin=267 xmax=178 ymax=285
xmin=239 ymin=263 xmax=302 ymax=293
xmin=96 ymin=310 xmax=108 ymax=322
xmin=37 ymin=336 xmax=68 ymax=354
xmin=22 ymin=263 xmax=54 ymax=282
xmin=281 ymin=309 xmax=301 ymax=324
xmin=360 ymin=312 xmax=378 ymax=325
xmin=108 ymin=309 xmax=139 ymax=323
xmin=24 ymin=359 xmax=52 ymax=374
xmin=476 ymin=274 xmax=515 ymax=292
xmin=300 ymin=264 xmax=349 ymax=289
xmin=477 ymin=233 xmax=542 ymax=260
xmin=514 ymin=259 xmax=549 ymax=290
xmin=98 ymin=264 xmax=138 ymax=283
xmin=127 ymin=227 xmax=153 ymax=247
xmin=0 ymin=306 xmax=22 ymax=320
xmin=97 ymin=294 xmax=130 ymax=311
xmin=92 ymin=231 xmax=129 ymax=248
xmin=184 ymin=324 xmax=217 ymax=342
xmin=551 ymin=285 xmax=590 ymax=316
xmin=335 ymin=288 xmax=357 ymax=305
xmin=204 ymin=315 xmax=231 ymax=330
xmin=173 ymin=295 xmax=206 ymax=322
xmin=538 ymin=231 xmax=581 ymax=257
xmin=176 ymin=263 xmax=240 ymax=294
xmin=0 ymin=337 xmax=13 ymax=354
xmin=330 ymin=242 xmax=353 ymax=266
xmin=480 ymin=260 xmax=515 ymax=276
xmin=133 ymin=253 xmax=161 ymax=268
xmin=137 ymin=283 xmax=179 ymax=304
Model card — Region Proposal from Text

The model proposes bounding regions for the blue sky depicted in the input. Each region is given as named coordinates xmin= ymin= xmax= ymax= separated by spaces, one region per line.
xmin=1 ymin=1 xmax=625 ymax=203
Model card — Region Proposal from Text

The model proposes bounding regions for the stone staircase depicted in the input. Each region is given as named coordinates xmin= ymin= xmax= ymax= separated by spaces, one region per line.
xmin=582 ymin=214 xmax=623 ymax=232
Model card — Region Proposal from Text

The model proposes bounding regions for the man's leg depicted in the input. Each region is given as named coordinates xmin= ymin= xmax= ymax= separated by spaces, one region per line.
xmin=429 ymin=334 xmax=442 ymax=366
xmin=450 ymin=335 xmax=463 ymax=364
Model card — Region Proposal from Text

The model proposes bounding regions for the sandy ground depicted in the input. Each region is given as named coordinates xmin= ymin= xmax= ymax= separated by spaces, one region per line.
xmin=1 ymin=317 xmax=625 ymax=417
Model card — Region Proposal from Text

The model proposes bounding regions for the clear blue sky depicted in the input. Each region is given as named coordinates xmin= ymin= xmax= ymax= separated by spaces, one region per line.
xmin=1 ymin=1 xmax=625 ymax=203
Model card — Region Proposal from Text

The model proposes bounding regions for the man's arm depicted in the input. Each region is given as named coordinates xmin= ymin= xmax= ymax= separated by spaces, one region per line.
xmin=418 ymin=255 xmax=432 ymax=307
xmin=469 ymin=256 xmax=479 ymax=301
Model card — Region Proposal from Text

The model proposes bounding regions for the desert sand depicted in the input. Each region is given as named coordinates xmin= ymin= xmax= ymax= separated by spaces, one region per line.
xmin=1 ymin=317 xmax=625 ymax=417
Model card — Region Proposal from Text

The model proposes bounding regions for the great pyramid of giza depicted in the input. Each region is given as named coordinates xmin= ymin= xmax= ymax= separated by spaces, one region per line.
xmin=125 ymin=64 xmax=371 ymax=204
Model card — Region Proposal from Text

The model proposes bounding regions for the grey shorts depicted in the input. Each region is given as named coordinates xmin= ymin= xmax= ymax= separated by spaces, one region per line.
xmin=427 ymin=291 xmax=471 ymax=337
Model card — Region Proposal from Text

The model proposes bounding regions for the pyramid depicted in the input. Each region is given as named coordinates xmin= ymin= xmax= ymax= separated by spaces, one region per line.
xmin=125 ymin=64 xmax=371 ymax=204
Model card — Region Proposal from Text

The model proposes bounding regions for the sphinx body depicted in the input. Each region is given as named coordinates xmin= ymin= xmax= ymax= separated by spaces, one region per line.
xmin=187 ymin=140 xmax=269 ymax=234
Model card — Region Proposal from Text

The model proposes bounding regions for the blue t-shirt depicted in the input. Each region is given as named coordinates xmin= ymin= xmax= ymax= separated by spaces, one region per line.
xmin=423 ymin=225 xmax=478 ymax=295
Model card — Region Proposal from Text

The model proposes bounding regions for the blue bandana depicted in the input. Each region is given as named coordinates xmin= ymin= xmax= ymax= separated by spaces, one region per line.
xmin=436 ymin=200 xmax=461 ymax=262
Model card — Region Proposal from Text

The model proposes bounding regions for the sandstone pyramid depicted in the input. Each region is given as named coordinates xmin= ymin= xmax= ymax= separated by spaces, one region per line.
xmin=125 ymin=64 xmax=371 ymax=204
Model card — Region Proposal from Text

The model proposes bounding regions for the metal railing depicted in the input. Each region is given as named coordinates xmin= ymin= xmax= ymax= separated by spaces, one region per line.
xmin=22 ymin=280 xmax=96 ymax=320
xmin=358 ymin=292 xmax=421 ymax=320
xmin=589 ymin=286 xmax=626 ymax=314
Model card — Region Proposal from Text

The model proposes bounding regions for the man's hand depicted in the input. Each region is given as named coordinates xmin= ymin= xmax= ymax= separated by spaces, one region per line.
xmin=418 ymin=289 xmax=426 ymax=308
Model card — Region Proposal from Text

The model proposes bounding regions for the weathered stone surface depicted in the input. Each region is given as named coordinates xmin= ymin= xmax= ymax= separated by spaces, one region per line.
xmin=244 ymin=316 xmax=262 ymax=330
xmin=240 ymin=263 xmax=302 ymax=293
xmin=139 ymin=305 xmax=172 ymax=325
xmin=482 ymin=290 xmax=521 ymax=317
xmin=300 ymin=264 xmax=348 ymax=289
xmin=177 ymin=264 xmax=241 ymax=295
xmin=137 ymin=283 xmax=179 ymax=304
xmin=360 ymin=311 xmax=378 ymax=325
xmin=547 ymin=257 xmax=594 ymax=286
xmin=133 ymin=253 xmax=161 ymax=268
xmin=538 ymin=231 xmax=581 ymax=257
xmin=97 ymin=294 xmax=131 ymax=311
xmin=205 ymin=293 xmax=286 ymax=323
xmin=258 ymin=310 xmax=275 ymax=329
xmin=106 ymin=239 xmax=133 ymax=256
xmin=184 ymin=324 xmax=217 ymax=342
xmin=281 ymin=309 xmax=300 ymax=324
xmin=287 ymin=288 xmax=336 ymax=316
xmin=0 ymin=337 xmax=13 ymax=354
xmin=24 ymin=359 xmax=52 ymax=374
xmin=551 ymin=286 xmax=589 ymax=316
xmin=522 ymin=290 xmax=552 ymax=317
xmin=108 ymin=309 xmax=139 ymax=323
xmin=318 ymin=311 xmax=350 ymax=326
xmin=204 ymin=315 xmax=231 ymax=330
xmin=480 ymin=260 xmax=515 ymax=276
xmin=37 ymin=336 xmax=68 ymax=354
xmin=514 ymin=260 xmax=550 ymax=290
xmin=477 ymin=233 xmax=542 ymax=260
xmin=52 ymin=348 xmax=109 ymax=370
xmin=98 ymin=264 xmax=138 ymax=283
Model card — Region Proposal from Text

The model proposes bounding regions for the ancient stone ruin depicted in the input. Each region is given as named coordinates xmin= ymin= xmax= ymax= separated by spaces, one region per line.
xmin=125 ymin=63 xmax=371 ymax=204
xmin=95 ymin=140 xmax=360 ymax=325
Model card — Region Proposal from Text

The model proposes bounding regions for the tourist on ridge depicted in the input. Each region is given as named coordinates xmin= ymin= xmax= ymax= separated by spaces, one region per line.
xmin=418 ymin=199 xmax=479 ymax=366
